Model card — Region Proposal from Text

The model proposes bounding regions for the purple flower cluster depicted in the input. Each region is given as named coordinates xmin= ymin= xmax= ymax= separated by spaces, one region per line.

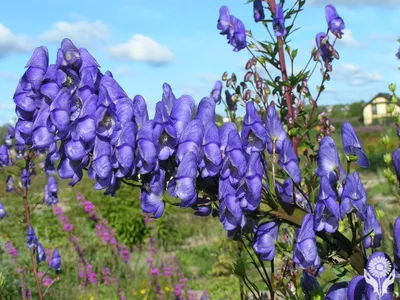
xmin=76 ymin=192 xmax=131 ymax=264
xmin=217 ymin=6 xmax=247 ymax=51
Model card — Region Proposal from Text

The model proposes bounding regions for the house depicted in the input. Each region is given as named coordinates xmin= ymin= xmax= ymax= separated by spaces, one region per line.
xmin=362 ymin=93 xmax=398 ymax=125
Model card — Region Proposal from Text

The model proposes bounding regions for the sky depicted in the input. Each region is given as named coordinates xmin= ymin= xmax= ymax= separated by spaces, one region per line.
xmin=0 ymin=0 xmax=399 ymax=125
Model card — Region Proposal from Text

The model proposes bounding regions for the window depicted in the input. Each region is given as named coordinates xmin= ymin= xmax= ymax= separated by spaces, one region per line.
xmin=372 ymin=104 xmax=377 ymax=115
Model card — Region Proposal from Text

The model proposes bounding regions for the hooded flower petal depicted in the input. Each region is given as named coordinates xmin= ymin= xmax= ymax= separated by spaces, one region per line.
xmin=341 ymin=122 xmax=369 ymax=168
xmin=141 ymin=169 xmax=166 ymax=218
xmin=278 ymin=138 xmax=301 ymax=183
xmin=49 ymin=249 xmax=62 ymax=272
xmin=362 ymin=206 xmax=382 ymax=249
xmin=340 ymin=172 xmax=367 ymax=220
xmin=325 ymin=5 xmax=345 ymax=39
xmin=242 ymin=101 xmax=266 ymax=154
xmin=325 ymin=282 xmax=348 ymax=300
xmin=316 ymin=136 xmax=345 ymax=183
xmin=293 ymin=214 xmax=319 ymax=269
xmin=0 ymin=203 xmax=7 ymax=219
xmin=27 ymin=226 xmax=38 ymax=249
xmin=253 ymin=221 xmax=279 ymax=261
xmin=272 ymin=4 xmax=287 ymax=37
xmin=253 ymin=0 xmax=265 ymax=22
xmin=265 ymin=104 xmax=287 ymax=154
xmin=210 ymin=80 xmax=222 ymax=103
xmin=393 ymin=216 xmax=400 ymax=275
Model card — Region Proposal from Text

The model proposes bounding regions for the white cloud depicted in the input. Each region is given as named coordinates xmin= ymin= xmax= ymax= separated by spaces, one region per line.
xmin=0 ymin=71 xmax=19 ymax=81
xmin=198 ymin=73 xmax=219 ymax=84
xmin=0 ymin=103 xmax=15 ymax=110
xmin=108 ymin=34 xmax=174 ymax=66
xmin=40 ymin=21 xmax=109 ymax=46
xmin=308 ymin=0 xmax=398 ymax=6
xmin=0 ymin=24 xmax=33 ymax=58
xmin=114 ymin=65 xmax=135 ymax=77
xmin=333 ymin=63 xmax=382 ymax=86
xmin=340 ymin=29 xmax=360 ymax=48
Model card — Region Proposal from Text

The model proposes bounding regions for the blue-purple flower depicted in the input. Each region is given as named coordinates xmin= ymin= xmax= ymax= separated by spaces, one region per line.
xmin=43 ymin=176 xmax=58 ymax=206
xmin=242 ymin=101 xmax=266 ymax=154
xmin=210 ymin=81 xmax=222 ymax=103
xmin=0 ymin=203 xmax=7 ymax=219
xmin=300 ymin=271 xmax=320 ymax=299
xmin=340 ymin=172 xmax=367 ymax=220
xmin=393 ymin=216 xmax=400 ymax=276
xmin=136 ymin=120 xmax=157 ymax=174
xmin=220 ymin=131 xmax=247 ymax=186
xmin=277 ymin=179 xmax=311 ymax=211
xmin=217 ymin=6 xmax=247 ymax=51
xmin=342 ymin=122 xmax=369 ymax=168
xmin=141 ymin=168 xmax=166 ymax=218
xmin=253 ymin=0 xmax=265 ymax=22
xmin=196 ymin=97 xmax=216 ymax=126
xmin=36 ymin=243 xmax=46 ymax=264
xmin=325 ymin=5 xmax=345 ymax=39
xmin=219 ymin=194 xmax=246 ymax=231
xmin=236 ymin=152 xmax=263 ymax=211
xmin=392 ymin=148 xmax=400 ymax=186
xmin=278 ymin=138 xmax=301 ymax=184
xmin=198 ymin=122 xmax=222 ymax=178
xmin=315 ymin=33 xmax=337 ymax=72
xmin=253 ymin=220 xmax=279 ymax=261
xmin=225 ymin=90 xmax=237 ymax=112
xmin=6 ymin=176 xmax=16 ymax=193
xmin=314 ymin=176 xmax=339 ymax=233
xmin=362 ymin=206 xmax=382 ymax=249
xmin=265 ymin=104 xmax=287 ymax=154
xmin=272 ymin=4 xmax=287 ymax=37
xmin=22 ymin=169 xmax=31 ymax=189
xmin=325 ymin=282 xmax=348 ymax=300
xmin=168 ymin=151 xmax=198 ymax=208
xmin=49 ymin=249 xmax=62 ymax=272
xmin=175 ymin=120 xmax=204 ymax=163
xmin=316 ymin=136 xmax=345 ymax=183
xmin=0 ymin=145 xmax=11 ymax=169
xmin=293 ymin=214 xmax=319 ymax=270
xmin=27 ymin=226 xmax=38 ymax=249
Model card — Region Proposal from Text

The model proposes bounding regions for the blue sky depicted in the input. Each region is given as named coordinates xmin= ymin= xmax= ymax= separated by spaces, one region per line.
xmin=0 ymin=0 xmax=399 ymax=124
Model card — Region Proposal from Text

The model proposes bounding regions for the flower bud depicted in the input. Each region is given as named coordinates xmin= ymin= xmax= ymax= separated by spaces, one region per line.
xmin=384 ymin=153 xmax=392 ymax=165
xmin=389 ymin=83 xmax=397 ymax=93
xmin=256 ymin=78 xmax=263 ymax=90
xmin=231 ymin=73 xmax=237 ymax=84
xmin=244 ymin=71 xmax=253 ymax=82
xmin=245 ymin=58 xmax=254 ymax=70
xmin=226 ymin=78 xmax=233 ymax=87
xmin=222 ymin=71 xmax=228 ymax=81
xmin=381 ymin=135 xmax=390 ymax=146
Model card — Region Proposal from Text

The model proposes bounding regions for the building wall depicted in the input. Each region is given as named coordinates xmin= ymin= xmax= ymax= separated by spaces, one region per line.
xmin=363 ymin=96 xmax=390 ymax=125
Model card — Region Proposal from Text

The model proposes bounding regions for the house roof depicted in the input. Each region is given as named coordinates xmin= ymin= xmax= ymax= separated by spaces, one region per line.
xmin=362 ymin=93 xmax=391 ymax=110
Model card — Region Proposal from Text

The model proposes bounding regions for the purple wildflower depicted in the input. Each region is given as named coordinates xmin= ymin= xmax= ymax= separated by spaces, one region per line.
xmin=316 ymin=136 xmax=345 ymax=183
xmin=272 ymin=4 xmax=287 ymax=37
xmin=253 ymin=221 xmax=279 ymax=261
xmin=49 ymin=249 xmax=61 ymax=272
xmin=253 ymin=0 xmax=265 ymax=22
xmin=362 ymin=206 xmax=382 ymax=249
xmin=325 ymin=5 xmax=345 ymax=39
xmin=341 ymin=122 xmax=369 ymax=168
